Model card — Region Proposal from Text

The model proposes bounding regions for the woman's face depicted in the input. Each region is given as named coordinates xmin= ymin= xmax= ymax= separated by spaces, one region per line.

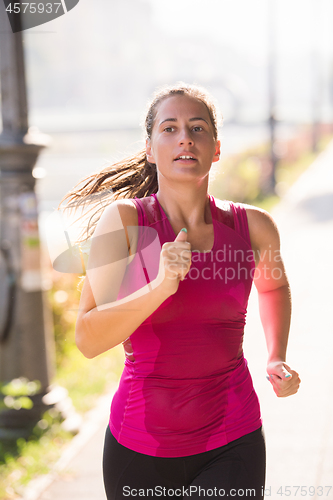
xmin=146 ymin=95 xmax=220 ymax=184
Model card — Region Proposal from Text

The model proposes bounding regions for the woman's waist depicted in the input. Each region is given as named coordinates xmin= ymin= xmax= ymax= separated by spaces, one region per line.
xmin=127 ymin=323 xmax=246 ymax=368
xmin=112 ymin=357 xmax=258 ymax=436
xmin=122 ymin=354 xmax=247 ymax=383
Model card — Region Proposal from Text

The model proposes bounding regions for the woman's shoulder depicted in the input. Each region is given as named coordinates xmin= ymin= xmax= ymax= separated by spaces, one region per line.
xmin=104 ymin=195 xmax=163 ymax=230
xmin=213 ymin=197 xmax=280 ymax=245
xmin=241 ymin=203 xmax=278 ymax=232
xmin=214 ymin=197 xmax=270 ymax=219
xmin=102 ymin=198 xmax=138 ymax=229
xmin=240 ymin=202 xmax=280 ymax=248
xmin=214 ymin=197 xmax=276 ymax=226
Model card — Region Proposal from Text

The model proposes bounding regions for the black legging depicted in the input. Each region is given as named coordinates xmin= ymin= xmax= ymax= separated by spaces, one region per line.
xmin=103 ymin=426 xmax=266 ymax=500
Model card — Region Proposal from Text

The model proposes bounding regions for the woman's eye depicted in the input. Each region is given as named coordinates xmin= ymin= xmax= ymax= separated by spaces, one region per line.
xmin=193 ymin=126 xmax=203 ymax=132
xmin=163 ymin=127 xmax=174 ymax=132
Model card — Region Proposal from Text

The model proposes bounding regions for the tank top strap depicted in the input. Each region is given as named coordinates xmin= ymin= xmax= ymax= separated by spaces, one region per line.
xmin=209 ymin=194 xmax=218 ymax=221
xmin=133 ymin=195 xmax=161 ymax=226
xmin=229 ymin=202 xmax=251 ymax=246
xmin=211 ymin=196 xmax=235 ymax=230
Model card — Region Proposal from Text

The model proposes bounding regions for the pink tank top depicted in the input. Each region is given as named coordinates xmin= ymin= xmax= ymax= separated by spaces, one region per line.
xmin=109 ymin=194 xmax=262 ymax=457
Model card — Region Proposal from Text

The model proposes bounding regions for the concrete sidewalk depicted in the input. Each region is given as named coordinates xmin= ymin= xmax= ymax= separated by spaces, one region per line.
xmin=25 ymin=141 xmax=333 ymax=500
xmin=244 ymin=140 xmax=333 ymax=497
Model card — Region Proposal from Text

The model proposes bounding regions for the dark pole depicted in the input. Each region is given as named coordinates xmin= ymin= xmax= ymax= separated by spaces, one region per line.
xmin=0 ymin=3 xmax=61 ymax=438
xmin=267 ymin=0 xmax=278 ymax=194
xmin=311 ymin=0 xmax=322 ymax=153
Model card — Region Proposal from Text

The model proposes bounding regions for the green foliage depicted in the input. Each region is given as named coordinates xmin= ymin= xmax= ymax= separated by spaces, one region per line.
xmin=210 ymin=142 xmax=269 ymax=204
xmin=0 ymin=408 xmax=73 ymax=499
xmin=0 ymin=378 xmax=42 ymax=412
xmin=0 ymin=378 xmax=41 ymax=397
xmin=210 ymin=127 xmax=333 ymax=210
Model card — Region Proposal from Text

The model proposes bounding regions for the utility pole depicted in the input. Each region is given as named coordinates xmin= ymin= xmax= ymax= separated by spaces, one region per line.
xmin=0 ymin=2 xmax=58 ymax=438
xmin=267 ymin=0 xmax=278 ymax=194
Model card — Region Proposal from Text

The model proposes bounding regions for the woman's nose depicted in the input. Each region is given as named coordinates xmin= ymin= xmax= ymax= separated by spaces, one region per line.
xmin=178 ymin=128 xmax=194 ymax=145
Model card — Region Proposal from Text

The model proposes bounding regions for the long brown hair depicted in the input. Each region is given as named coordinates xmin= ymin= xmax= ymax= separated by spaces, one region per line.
xmin=59 ymin=82 xmax=222 ymax=242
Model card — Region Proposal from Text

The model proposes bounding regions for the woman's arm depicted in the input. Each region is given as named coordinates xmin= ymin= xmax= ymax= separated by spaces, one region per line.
xmin=76 ymin=200 xmax=191 ymax=359
xmin=77 ymin=273 xmax=170 ymax=359
xmin=76 ymin=200 xmax=170 ymax=359
xmin=246 ymin=206 xmax=301 ymax=397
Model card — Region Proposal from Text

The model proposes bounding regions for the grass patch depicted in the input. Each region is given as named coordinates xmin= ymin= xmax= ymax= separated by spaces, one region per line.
xmin=0 ymin=415 xmax=73 ymax=499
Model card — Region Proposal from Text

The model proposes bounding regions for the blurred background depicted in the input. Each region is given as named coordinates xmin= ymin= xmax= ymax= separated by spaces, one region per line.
xmin=22 ymin=0 xmax=333 ymax=213
xmin=1 ymin=0 xmax=333 ymax=498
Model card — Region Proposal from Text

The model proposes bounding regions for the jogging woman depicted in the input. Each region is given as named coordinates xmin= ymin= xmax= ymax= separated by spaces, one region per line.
xmin=63 ymin=83 xmax=300 ymax=499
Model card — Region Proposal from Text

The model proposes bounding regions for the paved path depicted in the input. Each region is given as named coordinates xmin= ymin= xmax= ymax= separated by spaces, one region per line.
xmin=25 ymin=141 xmax=333 ymax=500
xmin=244 ymin=140 xmax=333 ymax=498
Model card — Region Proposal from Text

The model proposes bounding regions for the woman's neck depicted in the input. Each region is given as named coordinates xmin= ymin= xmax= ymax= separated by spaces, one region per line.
xmin=156 ymin=186 xmax=212 ymax=228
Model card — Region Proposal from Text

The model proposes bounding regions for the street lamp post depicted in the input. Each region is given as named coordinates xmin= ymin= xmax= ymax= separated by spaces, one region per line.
xmin=0 ymin=3 xmax=61 ymax=438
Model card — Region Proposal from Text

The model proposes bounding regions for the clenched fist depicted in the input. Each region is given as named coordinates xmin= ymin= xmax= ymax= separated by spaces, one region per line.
xmin=156 ymin=228 xmax=192 ymax=296
xmin=267 ymin=361 xmax=301 ymax=397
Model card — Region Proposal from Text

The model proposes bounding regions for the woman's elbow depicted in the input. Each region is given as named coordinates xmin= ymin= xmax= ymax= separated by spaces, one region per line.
xmin=75 ymin=317 xmax=98 ymax=359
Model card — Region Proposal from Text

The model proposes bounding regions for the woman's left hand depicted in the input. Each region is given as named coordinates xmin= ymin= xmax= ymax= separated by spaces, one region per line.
xmin=266 ymin=361 xmax=301 ymax=397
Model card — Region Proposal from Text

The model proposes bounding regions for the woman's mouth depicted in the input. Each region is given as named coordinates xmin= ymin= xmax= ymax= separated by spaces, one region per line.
xmin=174 ymin=155 xmax=197 ymax=163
